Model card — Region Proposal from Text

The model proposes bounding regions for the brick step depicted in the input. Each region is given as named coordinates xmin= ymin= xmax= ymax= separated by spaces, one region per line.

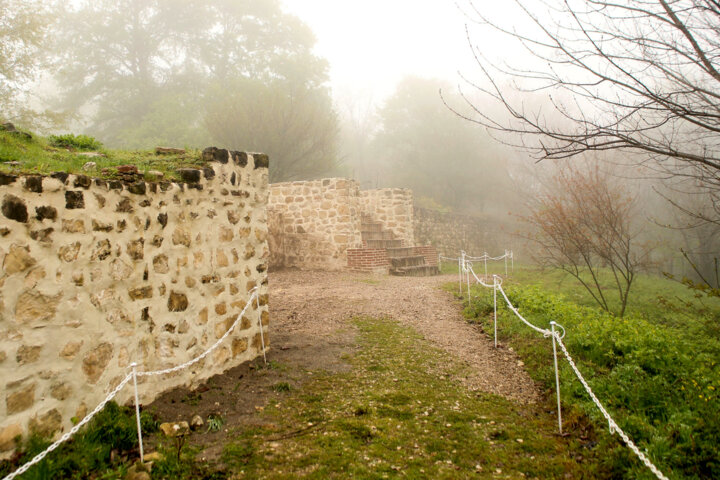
xmin=360 ymin=222 xmax=384 ymax=233
xmin=361 ymin=231 xmax=395 ymax=241
xmin=390 ymin=265 xmax=440 ymax=277
xmin=390 ymin=255 xmax=426 ymax=268
xmin=366 ymin=239 xmax=403 ymax=249
xmin=385 ymin=246 xmax=415 ymax=257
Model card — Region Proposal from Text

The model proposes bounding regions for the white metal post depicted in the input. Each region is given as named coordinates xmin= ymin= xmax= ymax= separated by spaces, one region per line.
xmin=493 ymin=275 xmax=498 ymax=348
xmin=511 ymin=251 xmax=514 ymax=272
xmin=483 ymin=252 xmax=488 ymax=280
xmin=256 ymin=292 xmax=267 ymax=365
xmin=457 ymin=257 xmax=462 ymax=295
xmin=466 ymin=261 xmax=471 ymax=303
xmin=504 ymin=250 xmax=508 ymax=276
xmin=550 ymin=322 xmax=563 ymax=434
xmin=131 ymin=363 xmax=144 ymax=462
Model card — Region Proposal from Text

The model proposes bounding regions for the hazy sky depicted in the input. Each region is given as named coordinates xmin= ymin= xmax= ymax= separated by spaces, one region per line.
xmin=281 ymin=0 xmax=512 ymax=103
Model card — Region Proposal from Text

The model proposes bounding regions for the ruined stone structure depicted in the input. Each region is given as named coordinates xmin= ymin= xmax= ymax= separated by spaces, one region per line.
xmin=359 ymin=188 xmax=413 ymax=246
xmin=268 ymin=179 xmax=438 ymax=275
xmin=0 ymin=149 xmax=269 ymax=455
xmin=268 ymin=178 xmax=362 ymax=270
xmin=413 ymin=207 xmax=518 ymax=258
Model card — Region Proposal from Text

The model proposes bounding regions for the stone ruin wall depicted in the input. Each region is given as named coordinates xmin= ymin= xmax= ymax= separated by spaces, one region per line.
xmin=0 ymin=149 xmax=269 ymax=456
xmin=413 ymin=206 xmax=518 ymax=258
xmin=268 ymin=178 xmax=363 ymax=270
xmin=359 ymin=188 xmax=414 ymax=247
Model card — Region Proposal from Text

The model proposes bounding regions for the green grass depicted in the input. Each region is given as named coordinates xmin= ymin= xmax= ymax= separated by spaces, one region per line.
xmin=0 ymin=402 xmax=159 ymax=480
xmin=454 ymin=265 xmax=720 ymax=479
xmin=0 ymin=130 xmax=206 ymax=181
xmin=1 ymin=317 xmax=603 ymax=479
xmin=508 ymin=265 xmax=720 ymax=323
xmin=219 ymin=317 xmax=602 ymax=479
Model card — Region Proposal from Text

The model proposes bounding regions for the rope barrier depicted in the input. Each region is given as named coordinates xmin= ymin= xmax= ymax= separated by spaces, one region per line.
xmin=137 ymin=289 xmax=260 ymax=377
xmin=460 ymin=255 xmax=669 ymax=480
xmin=2 ymin=374 xmax=133 ymax=480
xmin=2 ymin=288 xmax=264 ymax=480
xmin=554 ymin=334 xmax=669 ymax=480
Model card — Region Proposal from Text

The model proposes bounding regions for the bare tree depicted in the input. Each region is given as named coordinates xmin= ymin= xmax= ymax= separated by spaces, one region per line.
xmin=524 ymin=163 xmax=648 ymax=316
xmin=455 ymin=0 xmax=720 ymax=223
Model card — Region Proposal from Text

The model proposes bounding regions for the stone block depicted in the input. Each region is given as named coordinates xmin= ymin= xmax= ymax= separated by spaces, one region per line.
xmin=2 ymin=194 xmax=28 ymax=222
xmin=15 ymin=291 xmax=61 ymax=324
xmin=168 ymin=291 xmax=188 ymax=312
xmin=0 ymin=423 xmax=22 ymax=452
xmin=29 ymin=408 xmax=62 ymax=437
xmin=6 ymin=383 xmax=35 ymax=414
xmin=3 ymin=244 xmax=36 ymax=274
xmin=16 ymin=345 xmax=41 ymax=364
xmin=82 ymin=343 xmax=113 ymax=384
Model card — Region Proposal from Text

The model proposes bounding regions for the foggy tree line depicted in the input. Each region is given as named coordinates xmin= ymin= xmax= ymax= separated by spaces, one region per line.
xmin=1 ymin=0 xmax=337 ymax=183
xmin=1 ymin=0 xmax=513 ymax=214
xmin=459 ymin=0 xmax=720 ymax=291
xmin=3 ymin=0 xmax=718 ymax=290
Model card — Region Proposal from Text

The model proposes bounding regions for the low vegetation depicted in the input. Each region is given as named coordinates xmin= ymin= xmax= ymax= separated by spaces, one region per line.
xmin=0 ymin=317 xmax=605 ymax=479
xmin=0 ymin=129 xmax=206 ymax=182
xmin=455 ymin=265 xmax=720 ymax=479
xmin=0 ymin=402 xmax=158 ymax=479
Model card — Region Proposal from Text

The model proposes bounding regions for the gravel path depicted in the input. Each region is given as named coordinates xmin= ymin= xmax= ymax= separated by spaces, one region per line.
xmin=269 ymin=270 xmax=540 ymax=404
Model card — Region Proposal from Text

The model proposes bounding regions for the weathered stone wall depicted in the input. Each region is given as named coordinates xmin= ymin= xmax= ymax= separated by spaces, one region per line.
xmin=360 ymin=188 xmax=414 ymax=246
xmin=0 ymin=149 xmax=269 ymax=455
xmin=413 ymin=207 xmax=517 ymax=258
xmin=268 ymin=178 xmax=362 ymax=270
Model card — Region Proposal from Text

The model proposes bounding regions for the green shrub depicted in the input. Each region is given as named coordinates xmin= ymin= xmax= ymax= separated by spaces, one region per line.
xmin=0 ymin=401 xmax=157 ymax=479
xmin=464 ymin=283 xmax=720 ymax=479
xmin=48 ymin=133 xmax=103 ymax=151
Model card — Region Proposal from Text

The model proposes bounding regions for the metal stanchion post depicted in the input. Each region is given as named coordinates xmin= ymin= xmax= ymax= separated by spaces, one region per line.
xmin=550 ymin=322 xmax=563 ymax=434
xmin=131 ymin=363 xmax=144 ymax=463
xmin=493 ymin=275 xmax=498 ymax=348
xmin=256 ymin=292 xmax=267 ymax=365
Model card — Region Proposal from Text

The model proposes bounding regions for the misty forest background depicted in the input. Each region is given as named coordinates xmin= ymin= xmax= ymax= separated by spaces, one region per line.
xmin=1 ymin=0 xmax=716 ymax=286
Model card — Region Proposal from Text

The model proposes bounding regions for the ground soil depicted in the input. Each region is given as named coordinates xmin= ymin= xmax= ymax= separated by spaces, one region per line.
xmin=146 ymin=270 xmax=540 ymax=460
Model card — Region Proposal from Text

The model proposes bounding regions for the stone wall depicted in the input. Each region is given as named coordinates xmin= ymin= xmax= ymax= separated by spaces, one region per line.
xmin=413 ymin=207 xmax=517 ymax=258
xmin=360 ymin=188 xmax=413 ymax=246
xmin=0 ymin=148 xmax=269 ymax=455
xmin=268 ymin=178 xmax=363 ymax=270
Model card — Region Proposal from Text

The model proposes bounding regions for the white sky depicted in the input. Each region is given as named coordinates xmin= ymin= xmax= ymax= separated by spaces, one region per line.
xmin=281 ymin=0 xmax=521 ymax=104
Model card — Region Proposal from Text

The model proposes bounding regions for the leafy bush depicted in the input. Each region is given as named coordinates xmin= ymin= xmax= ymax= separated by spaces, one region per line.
xmin=48 ymin=133 xmax=103 ymax=151
xmin=463 ymin=283 xmax=720 ymax=479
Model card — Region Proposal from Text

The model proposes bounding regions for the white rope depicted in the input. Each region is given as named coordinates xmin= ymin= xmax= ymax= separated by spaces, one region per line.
xmin=468 ymin=264 xmax=495 ymax=288
xmin=466 ymin=263 xmax=551 ymax=336
xmin=462 ymin=255 xmax=668 ymax=480
xmin=2 ymin=373 xmax=133 ymax=480
xmin=441 ymin=250 xmax=513 ymax=263
xmin=554 ymin=333 xmax=670 ymax=480
xmin=3 ymin=288 xmax=262 ymax=480
xmin=138 ymin=288 xmax=259 ymax=377
xmin=466 ymin=252 xmax=512 ymax=261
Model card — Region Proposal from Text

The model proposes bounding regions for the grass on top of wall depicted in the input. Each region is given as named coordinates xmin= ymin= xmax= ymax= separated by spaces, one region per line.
xmin=0 ymin=129 xmax=207 ymax=182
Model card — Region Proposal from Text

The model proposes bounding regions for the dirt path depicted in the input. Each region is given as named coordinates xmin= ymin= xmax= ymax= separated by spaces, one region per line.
xmin=148 ymin=269 xmax=541 ymax=461
xmin=270 ymin=270 xmax=540 ymax=404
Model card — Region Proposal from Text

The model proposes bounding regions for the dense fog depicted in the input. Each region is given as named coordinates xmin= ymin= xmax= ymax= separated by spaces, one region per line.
xmin=2 ymin=0 xmax=718 ymax=282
